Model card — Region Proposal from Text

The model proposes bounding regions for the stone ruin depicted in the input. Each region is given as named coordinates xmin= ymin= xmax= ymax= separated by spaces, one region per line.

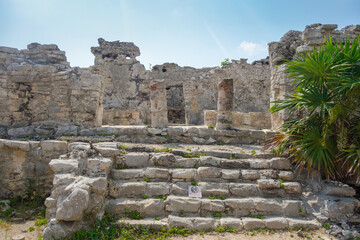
xmin=0 ymin=24 xmax=359 ymax=239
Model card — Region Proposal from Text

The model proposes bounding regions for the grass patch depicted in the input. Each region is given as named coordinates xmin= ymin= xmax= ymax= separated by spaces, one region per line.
xmin=0 ymin=219 xmax=10 ymax=230
xmin=183 ymin=153 xmax=205 ymax=158
xmin=143 ymin=177 xmax=150 ymax=182
xmin=323 ymin=222 xmax=330 ymax=230
xmin=191 ymin=181 xmax=198 ymax=186
xmin=153 ymin=147 xmax=172 ymax=153
xmin=123 ymin=211 xmax=143 ymax=220
xmin=34 ymin=217 xmax=47 ymax=227
xmin=208 ymin=125 xmax=214 ymax=129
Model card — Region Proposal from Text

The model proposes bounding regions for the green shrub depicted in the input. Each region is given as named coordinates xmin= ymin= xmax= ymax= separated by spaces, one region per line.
xmin=221 ymin=58 xmax=230 ymax=67
xmin=124 ymin=211 xmax=143 ymax=220
xmin=268 ymin=37 xmax=360 ymax=181
xmin=35 ymin=218 xmax=47 ymax=227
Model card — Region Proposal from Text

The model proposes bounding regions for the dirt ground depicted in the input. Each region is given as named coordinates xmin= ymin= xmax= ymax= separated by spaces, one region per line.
xmin=0 ymin=219 xmax=337 ymax=240
xmin=0 ymin=219 xmax=45 ymax=240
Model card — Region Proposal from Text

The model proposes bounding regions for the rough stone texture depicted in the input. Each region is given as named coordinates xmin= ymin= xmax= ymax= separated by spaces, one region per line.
xmin=216 ymin=79 xmax=234 ymax=130
xmin=0 ymin=139 xmax=68 ymax=198
xmin=0 ymin=43 xmax=104 ymax=133
xmin=205 ymin=110 xmax=271 ymax=129
xmin=43 ymin=148 xmax=112 ymax=239
xmin=90 ymin=38 xmax=150 ymax=125
xmin=150 ymin=80 xmax=168 ymax=128
xmin=269 ymin=24 xmax=360 ymax=128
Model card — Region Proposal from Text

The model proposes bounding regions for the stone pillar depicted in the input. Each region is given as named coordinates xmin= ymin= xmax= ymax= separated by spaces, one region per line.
xmin=216 ymin=79 xmax=233 ymax=130
xmin=150 ymin=80 xmax=168 ymax=128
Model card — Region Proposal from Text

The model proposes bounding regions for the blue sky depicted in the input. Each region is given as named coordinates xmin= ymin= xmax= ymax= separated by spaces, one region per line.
xmin=1 ymin=0 xmax=359 ymax=69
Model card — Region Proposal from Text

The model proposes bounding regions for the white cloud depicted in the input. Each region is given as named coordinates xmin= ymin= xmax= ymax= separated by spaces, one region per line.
xmin=236 ymin=41 xmax=268 ymax=62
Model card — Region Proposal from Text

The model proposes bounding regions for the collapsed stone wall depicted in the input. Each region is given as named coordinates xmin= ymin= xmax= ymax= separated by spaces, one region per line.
xmin=0 ymin=139 xmax=68 ymax=198
xmin=0 ymin=43 xmax=104 ymax=138
xmin=269 ymin=24 xmax=360 ymax=128
xmin=90 ymin=38 xmax=151 ymax=126
xmin=91 ymin=38 xmax=271 ymax=126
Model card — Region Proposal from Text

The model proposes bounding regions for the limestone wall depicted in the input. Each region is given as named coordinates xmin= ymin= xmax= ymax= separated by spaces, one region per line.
xmin=90 ymin=38 xmax=151 ymax=125
xmin=204 ymin=110 xmax=271 ymax=130
xmin=90 ymin=38 xmax=271 ymax=126
xmin=268 ymin=24 xmax=360 ymax=128
xmin=0 ymin=43 xmax=104 ymax=138
xmin=0 ymin=139 xmax=68 ymax=198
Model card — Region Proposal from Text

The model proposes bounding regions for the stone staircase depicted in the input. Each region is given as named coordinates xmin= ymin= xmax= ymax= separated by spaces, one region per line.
xmin=105 ymin=145 xmax=322 ymax=231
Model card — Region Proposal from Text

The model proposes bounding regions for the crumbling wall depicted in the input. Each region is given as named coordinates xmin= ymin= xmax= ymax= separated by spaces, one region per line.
xmin=0 ymin=139 xmax=68 ymax=198
xmin=90 ymin=38 xmax=151 ymax=125
xmin=90 ymin=38 xmax=271 ymax=126
xmin=151 ymin=59 xmax=270 ymax=125
xmin=269 ymin=24 xmax=360 ymax=129
xmin=0 ymin=43 xmax=104 ymax=138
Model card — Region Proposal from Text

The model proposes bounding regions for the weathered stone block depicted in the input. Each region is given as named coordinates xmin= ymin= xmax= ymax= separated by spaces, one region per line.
xmin=171 ymin=169 xmax=197 ymax=180
xmin=201 ymin=199 xmax=225 ymax=212
xmin=56 ymin=188 xmax=89 ymax=221
xmin=265 ymin=217 xmax=289 ymax=229
xmin=111 ymin=169 xmax=144 ymax=180
xmin=200 ymin=182 xmax=229 ymax=196
xmin=221 ymin=218 xmax=243 ymax=229
xmin=109 ymin=181 xmax=146 ymax=198
xmin=41 ymin=140 xmax=67 ymax=152
xmin=151 ymin=153 xmax=176 ymax=167
xmin=322 ymin=182 xmax=356 ymax=197
xmin=257 ymin=179 xmax=280 ymax=190
xmin=279 ymin=171 xmax=294 ymax=180
xmin=141 ymin=199 xmax=165 ymax=217
xmin=221 ymin=169 xmax=240 ymax=180
xmin=165 ymin=196 xmax=201 ymax=213
xmin=224 ymin=198 xmax=254 ymax=210
xmin=254 ymin=198 xmax=282 ymax=213
xmin=124 ymin=153 xmax=150 ymax=167
xmin=144 ymin=167 xmax=169 ymax=179
xmin=197 ymin=167 xmax=221 ymax=178
xmin=49 ymin=159 xmax=78 ymax=173
xmin=241 ymin=170 xmax=260 ymax=180
xmin=193 ymin=217 xmax=217 ymax=230
xmin=269 ymin=157 xmax=291 ymax=170
xmin=229 ymin=183 xmax=259 ymax=197
xmin=145 ymin=183 xmax=170 ymax=196
xmin=283 ymin=182 xmax=301 ymax=194
xmin=169 ymin=215 xmax=193 ymax=229
xmin=242 ymin=217 xmax=265 ymax=230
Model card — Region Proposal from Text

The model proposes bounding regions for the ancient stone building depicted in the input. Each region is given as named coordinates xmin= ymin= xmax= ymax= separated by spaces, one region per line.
xmin=0 ymin=24 xmax=359 ymax=239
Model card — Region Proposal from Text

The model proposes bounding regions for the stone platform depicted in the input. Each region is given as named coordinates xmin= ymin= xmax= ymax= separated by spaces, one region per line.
xmin=58 ymin=125 xmax=276 ymax=145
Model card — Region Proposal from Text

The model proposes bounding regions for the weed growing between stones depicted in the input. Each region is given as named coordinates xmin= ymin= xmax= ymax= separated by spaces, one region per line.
xmin=212 ymin=212 xmax=222 ymax=218
xmin=123 ymin=211 xmax=143 ymax=220
xmin=144 ymin=177 xmax=150 ymax=182
xmin=323 ymin=222 xmax=330 ymax=230
xmin=191 ymin=181 xmax=198 ymax=186
xmin=208 ymin=195 xmax=226 ymax=200
xmin=183 ymin=153 xmax=205 ymax=158
xmin=0 ymin=181 xmax=46 ymax=222
xmin=157 ymin=196 xmax=167 ymax=200
xmin=208 ymin=125 xmax=214 ymax=129
xmin=152 ymin=147 xmax=172 ymax=153
xmin=116 ymin=164 xmax=126 ymax=170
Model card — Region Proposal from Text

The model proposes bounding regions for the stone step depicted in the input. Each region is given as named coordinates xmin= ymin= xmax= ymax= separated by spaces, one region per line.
xmin=115 ymin=152 xmax=290 ymax=170
xmin=71 ymin=141 xmax=277 ymax=160
xmin=110 ymin=168 xmax=294 ymax=182
xmin=106 ymin=196 xmax=308 ymax=218
xmin=117 ymin=216 xmax=321 ymax=231
xmin=108 ymin=181 xmax=301 ymax=198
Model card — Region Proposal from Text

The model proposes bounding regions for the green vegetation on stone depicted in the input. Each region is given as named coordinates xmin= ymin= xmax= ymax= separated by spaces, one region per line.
xmin=269 ymin=37 xmax=360 ymax=181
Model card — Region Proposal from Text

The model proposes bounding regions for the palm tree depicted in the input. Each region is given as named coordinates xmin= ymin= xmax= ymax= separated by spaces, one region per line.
xmin=268 ymin=36 xmax=360 ymax=181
